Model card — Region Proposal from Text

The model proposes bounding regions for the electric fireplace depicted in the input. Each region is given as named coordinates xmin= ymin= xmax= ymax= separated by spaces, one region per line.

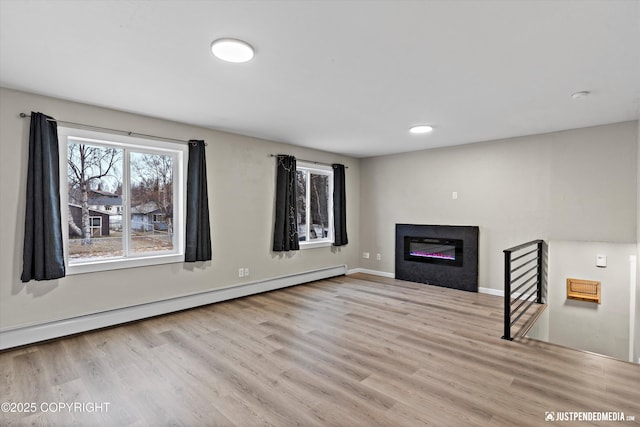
xmin=404 ymin=236 xmax=463 ymax=266
xmin=396 ymin=224 xmax=479 ymax=292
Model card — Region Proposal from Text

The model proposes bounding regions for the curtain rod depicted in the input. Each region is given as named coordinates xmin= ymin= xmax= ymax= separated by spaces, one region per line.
xmin=269 ymin=154 xmax=348 ymax=169
xmin=19 ymin=113 xmax=206 ymax=146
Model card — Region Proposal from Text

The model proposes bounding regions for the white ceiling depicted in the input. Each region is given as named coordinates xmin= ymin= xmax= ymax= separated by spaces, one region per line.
xmin=1 ymin=0 xmax=639 ymax=158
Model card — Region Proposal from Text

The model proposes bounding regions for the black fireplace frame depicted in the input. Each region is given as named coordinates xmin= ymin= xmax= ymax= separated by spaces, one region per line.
xmin=396 ymin=224 xmax=479 ymax=292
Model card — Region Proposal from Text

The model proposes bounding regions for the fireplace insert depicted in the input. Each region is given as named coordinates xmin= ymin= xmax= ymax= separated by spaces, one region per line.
xmin=404 ymin=236 xmax=463 ymax=267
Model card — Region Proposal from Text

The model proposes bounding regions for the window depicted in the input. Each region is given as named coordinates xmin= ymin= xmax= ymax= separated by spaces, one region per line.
xmin=58 ymin=127 xmax=186 ymax=274
xmin=89 ymin=216 xmax=102 ymax=237
xmin=296 ymin=162 xmax=333 ymax=248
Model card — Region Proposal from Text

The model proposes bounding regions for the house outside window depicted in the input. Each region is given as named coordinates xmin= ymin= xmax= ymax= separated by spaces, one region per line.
xmin=296 ymin=162 xmax=333 ymax=248
xmin=58 ymin=127 xmax=186 ymax=274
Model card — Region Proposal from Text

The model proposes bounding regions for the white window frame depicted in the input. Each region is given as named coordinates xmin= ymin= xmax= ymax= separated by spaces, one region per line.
xmin=89 ymin=216 xmax=102 ymax=237
xmin=58 ymin=126 xmax=187 ymax=275
xmin=297 ymin=162 xmax=334 ymax=249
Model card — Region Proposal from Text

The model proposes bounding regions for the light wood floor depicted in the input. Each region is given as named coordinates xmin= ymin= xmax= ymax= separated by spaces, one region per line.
xmin=1 ymin=273 xmax=639 ymax=426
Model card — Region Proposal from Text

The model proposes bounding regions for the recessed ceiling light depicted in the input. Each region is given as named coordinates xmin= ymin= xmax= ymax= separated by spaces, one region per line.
xmin=409 ymin=125 xmax=434 ymax=134
xmin=571 ymin=91 xmax=590 ymax=100
xmin=211 ymin=38 xmax=254 ymax=63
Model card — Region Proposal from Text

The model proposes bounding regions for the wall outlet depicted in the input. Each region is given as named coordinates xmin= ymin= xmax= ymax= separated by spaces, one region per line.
xmin=376 ymin=253 xmax=381 ymax=261
xmin=363 ymin=252 xmax=370 ymax=259
xmin=244 ymin=268 xmax=249 ymax=277
xmin=238 ymin=268 xmax=244 ymax=278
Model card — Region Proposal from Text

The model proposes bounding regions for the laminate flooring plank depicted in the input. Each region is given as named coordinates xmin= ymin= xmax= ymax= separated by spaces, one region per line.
xmin=204 ymin=333 xmax=330 ymax=426
xmin=384 ymin=399 xmax=492 ymax=427
xmin=278 ymin=367 xmax=393 ymax=427
xmin=362 ymin=373 xmax=493 ymax=426
xmin=266 ymin=334 xmax=371 ymax=382
xmin=9 ymin=350 xmax=49 ymax=402
xmin=162 ymin=328 xmax=321 ymax=427
xmin=305 ymin=329 xmax=421 ymax=376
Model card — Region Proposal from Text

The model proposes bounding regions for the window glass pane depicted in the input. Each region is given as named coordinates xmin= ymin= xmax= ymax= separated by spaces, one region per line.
xmin=67 ymin=142 xmax=123 ymax=261
xmin=130 ymin=152 xmax=175 ymax=254
xmin=309 ymin=173 xmax=329 ymax=240
xmin=296 ymin=170 xmax=307 ymax=241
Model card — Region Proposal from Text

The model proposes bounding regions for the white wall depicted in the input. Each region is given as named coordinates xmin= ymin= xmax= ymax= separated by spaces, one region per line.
xmin=359 ymin=122 xmax=638 ymax=290
xmin=547 ymin=241 xmax=635 ymax=361
xmin=0 ymin=88 xmax=360 ymax=331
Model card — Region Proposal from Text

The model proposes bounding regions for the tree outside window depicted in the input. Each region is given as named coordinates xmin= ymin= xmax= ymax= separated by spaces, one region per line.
xmin=296 ymin=163 xmax=333 ymax=246
xmin=64 ymin=132 xmax=182 ymax=266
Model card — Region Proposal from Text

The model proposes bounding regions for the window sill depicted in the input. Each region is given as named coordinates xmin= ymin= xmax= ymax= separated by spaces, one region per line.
xmin=299 ymin=240 xmax=333 ymax=249
xmin=67 ymin=253 xmax=184 ymax=275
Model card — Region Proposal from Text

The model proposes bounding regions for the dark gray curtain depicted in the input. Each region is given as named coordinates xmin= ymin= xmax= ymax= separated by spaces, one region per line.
xmin=332 ymin=163 xmax=348 ymax=246
xmin=185 ymin=140 xmax=212 ymax=262
xmin=273 ymin=155 xmax=299 ymax=251
xmin=21 ymin=112 xmax=66 ymax=282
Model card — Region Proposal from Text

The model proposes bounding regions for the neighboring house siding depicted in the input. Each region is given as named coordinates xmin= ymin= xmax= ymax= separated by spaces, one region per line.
xmin=131 ymin=210 xmax=168 ymax=231
xmin=131 ymin=202 xmax=168 ymax=231
xmin=87 ymin=190 xmax=123 ymax=215
xmin=68 ymin=205 xmax=110 ymax=236
xmin=131 ymin=213 xmax=152 ymax=231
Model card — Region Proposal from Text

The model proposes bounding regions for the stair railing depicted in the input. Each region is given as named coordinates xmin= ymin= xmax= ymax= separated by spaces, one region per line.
xmin=502 ymin=239 xmax=544 ymax=340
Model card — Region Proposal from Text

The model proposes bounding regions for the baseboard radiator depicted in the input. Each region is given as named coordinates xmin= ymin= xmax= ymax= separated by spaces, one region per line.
xmin=0 ymin=265 xmax=347 ymax=350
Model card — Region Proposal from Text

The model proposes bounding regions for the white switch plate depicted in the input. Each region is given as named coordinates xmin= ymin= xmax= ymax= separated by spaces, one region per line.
xmin=363 ymin=252 xmax=370 ymax=259
xmin=596 ymin=254 xmax=607 ymax=268
xmin=452 ymin=191 xmax=458 ymax=200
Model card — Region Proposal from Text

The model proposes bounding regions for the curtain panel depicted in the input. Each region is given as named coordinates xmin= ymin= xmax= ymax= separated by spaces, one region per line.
xmin=185 ymin=140 xmax=212 ymax=262
xmin=273 ymin=155 xmax=299 ymax=251
xmin=332 ymin=163 xmax=348 ymax=246
xmin=21 ymin=112 xmax=66 ymax=282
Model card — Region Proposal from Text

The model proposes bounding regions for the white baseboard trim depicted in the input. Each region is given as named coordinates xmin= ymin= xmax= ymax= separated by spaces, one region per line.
xmin=0 ymin=265 xmax=347 ymax=350
xmin=347 ymin=268 xmax=395 ymax=278
xmin=478 ymin=287 xmax=504 ymax=297
xmin=347 ymin=268 xmax=505 ymax=296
